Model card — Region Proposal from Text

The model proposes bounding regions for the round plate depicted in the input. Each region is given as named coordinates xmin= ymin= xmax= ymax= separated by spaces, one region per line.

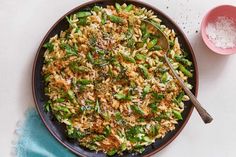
xmin=32 ymin=0 xmax=199 ymax=156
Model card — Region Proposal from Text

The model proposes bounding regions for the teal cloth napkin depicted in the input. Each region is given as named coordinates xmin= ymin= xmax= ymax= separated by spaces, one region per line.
xmin=15 ymin=108 xmax=76 ymax=157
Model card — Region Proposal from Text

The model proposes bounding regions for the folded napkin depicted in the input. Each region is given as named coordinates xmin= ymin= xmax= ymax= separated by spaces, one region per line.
xmin=15 ymin=108 xmax=76 ymax=157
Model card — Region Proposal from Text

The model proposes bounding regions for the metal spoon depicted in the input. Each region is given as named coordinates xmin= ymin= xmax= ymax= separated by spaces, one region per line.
xmin=142 ymin=20 xmax=213 ymax=124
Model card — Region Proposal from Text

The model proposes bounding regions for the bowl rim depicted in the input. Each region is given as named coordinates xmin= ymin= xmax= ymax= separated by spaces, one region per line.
xmin=32 ymin=0 xmax=199 ymax=156
xmin=201 ymin=4 xmax=236 ymax=55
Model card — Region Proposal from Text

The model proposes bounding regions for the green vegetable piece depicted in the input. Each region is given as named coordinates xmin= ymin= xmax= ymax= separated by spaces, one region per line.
xmin=108 ymin=15 xmax=123 ymax=23
xmin=152 ymin=92 xmax=164 ymax=102
xmin=149 ymin=124 xmax=159 ymax=137
xmin=44 ymin=74 xmax=51 ymax=82
xmin=135 ymin=53 xmax=146 ymax=60
xmin=136 ymin=42 xmax=144 ymax=49
xmin=115 ymin=112 xmax=123 ymax=122
xmin=43 ymin=42 xmax=54 ymax=52
xmin=142 ymin=84 xmax=151 ymax=98
xmin=169 ymin=40 xmax=175 ymax=48
xmin=102 ymin=111 xmax=110 ymax=121
xmin=137 ymin=117 xmax=145 ymax=122
xmin=150 ymin=45 xmax=162 ymax=51
xmin=124 ymin=4 xmax=133 ymax=12
xmin=134 ymin=145 xmax=145 ymax=153
xmin=176 ymin=91 xmax=185 ymax=103
xmin=101 ymin=13 xmax=107 ymax=25
xmin=65 ymin=16 xmax=73 ymax=27
xmin=55 ymin=105 xmax=70 ymax=113
xmin=56 ymin=98 xmax=65 ymax=103
xmin=148 ymin=103 xmax=158 ymax=112
xmin=67 ymin=90 xmax=75 ymax=100
xmin=62 ymin=44 xmax=77 ymax=56
xmin=147 ymin=38 xmax=158 ymax=49
xmin=127 ymin=38 xmax=135 ymax=48
xmin=142 ymin=32 xmax=150 ymax=42
xmin=67 ymin=127 xmax=85 ymax=139
xmin=161 ymin=72 xmax=168 ymax=83
xmin=173 ymin=110 xmax=183 ymax=120
xmin=77 ymin=79 xmax=91 ymax=85
xmin=77 ymin=11 xmax=91 ymax=18
xmin=94 ymin=135 xmax=105 ymax=142
xmin=92 ymin=6 xmax=102 ymax=12
xmin=107 ymin=148 xmax=117 ymax=156
xmin=78 ymin=17 xmax=87 ymax=25
xmin=150 ymin=20 xmax=162 ymax=30
xmin=130 ymin=105 xmax=144 ymax=115
xmin=175 ymin=55 xmax=192 ymax=67
xmin=115 ymin=3 xmax=122 ymax=12
xmin=69 ymin=62 xmax=89 ymax=73
xmin=121 ymin=143 xmax=127 ymax=151
xmin=123 ymin=55 xmax=136 ymax=63
xmin=179 ymin=64 xmax=193 ymax=77
xmin=141 ymin=23 xmax=147 ymax=35
xmin=87 ymin=52 xmax=94 ymax=63
xmin=44 ymin=100 xmax=51 ymax=112
xmin=103 ymin=125 xmax=111 ymax=137
xmin=95 ymin=99 xmax=101 ymax=113
xmin=139 ymin=65 xmax=149 ymax=79
xmin=114 ymin=93 xmax=126 ymax=99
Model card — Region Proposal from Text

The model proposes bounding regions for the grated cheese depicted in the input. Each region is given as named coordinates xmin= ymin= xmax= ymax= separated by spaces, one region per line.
xmin=206 ymin=16 xmax=236 ymax=49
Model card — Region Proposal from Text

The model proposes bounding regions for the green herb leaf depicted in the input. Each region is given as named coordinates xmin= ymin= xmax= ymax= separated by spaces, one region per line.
xmin=77 ymin=79 xmax=91 ymax=85
xmin=43 ymin=42 xmax=54 ymax=52
xmin=61 ymin=44 xmax=78 ymax=56
xmin=139 ymin=65 xmax=149 ymax=79
xmin=77 ymin=11 xmax=91 ymax=18
xmin=124 ymin=4 xmax=133 ymax=12
xmin=114 ymin=93 xmax=131 ymax=101
xmin=56 ymin=98 xmax=65 ymax=103
xmin=148 ymin=103 xmax=158 ymax=113
xmin=101 ymin=13 xmax=107 ymax=25
xmin=93 ymin=135 xmax=105 ymax=142
xmin=135 ymin=53 xmax=146 ymax=60
xmin=173 ymin=110 xmax=183 ymax=120
xmin=152 ymin=92 xmax=164 ymax=102
xmin=115 ymin=3 xmax=122 ymax=12
xmin=142 ymin=84 xmax=151 ymax=98
xmin=108 ymin=15 xmax=123 ymax=23
xmin=92 ymin=6 xmax=102 ymax=12
xmin=87 ymin=52 xmax=94 ymax=63
xmin=130 ymin=105 xmax=144 ymax=115
xmin=123 ymin=55 xmax=136 ymax=63
xmin=44 ymin=100 xmax=51 ymax=112
xmin=175 ymin=55 xmax=192 ymax=67
xmin=103 ymin=125 xmax=111 ymax=137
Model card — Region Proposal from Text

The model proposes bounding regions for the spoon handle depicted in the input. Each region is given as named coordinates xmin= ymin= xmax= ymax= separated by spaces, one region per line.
xmin=164 ymin=54 xmax=213 ymax=124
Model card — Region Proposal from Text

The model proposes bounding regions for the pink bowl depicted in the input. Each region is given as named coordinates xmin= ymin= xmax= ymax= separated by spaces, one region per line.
xmin=201 ymin=5 xmax=236 ymax=55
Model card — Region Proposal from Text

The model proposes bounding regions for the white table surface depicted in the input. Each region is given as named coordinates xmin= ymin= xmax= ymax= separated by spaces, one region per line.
xmin=0 ymin=0 xmax=236 ymax=157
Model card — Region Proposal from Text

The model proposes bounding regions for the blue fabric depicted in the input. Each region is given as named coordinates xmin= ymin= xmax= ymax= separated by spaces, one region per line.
xmin=16 ymin=108 xmax=76 ymax=157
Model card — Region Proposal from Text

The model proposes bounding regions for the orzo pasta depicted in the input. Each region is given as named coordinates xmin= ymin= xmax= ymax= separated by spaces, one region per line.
xmin=42 ymin=3 xmax=193 ymax=155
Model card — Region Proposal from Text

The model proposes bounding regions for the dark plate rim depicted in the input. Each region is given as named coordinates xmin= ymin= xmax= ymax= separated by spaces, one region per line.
xmin=32 ymin=0 xmax=199 ymax=156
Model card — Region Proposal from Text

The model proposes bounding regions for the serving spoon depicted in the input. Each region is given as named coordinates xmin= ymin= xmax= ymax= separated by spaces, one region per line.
xmin=142 ymin=20 xmax=213 ymax=124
